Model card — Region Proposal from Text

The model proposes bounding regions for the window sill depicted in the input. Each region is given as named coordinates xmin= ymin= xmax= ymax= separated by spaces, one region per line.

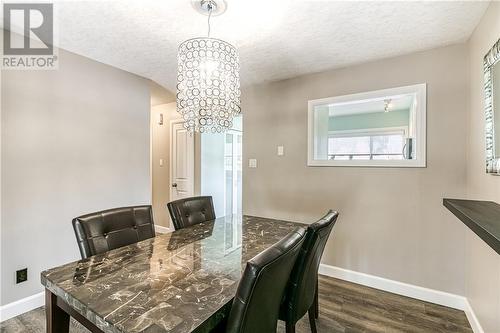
xmin=307 ymin=159 xmax=426 ymax=168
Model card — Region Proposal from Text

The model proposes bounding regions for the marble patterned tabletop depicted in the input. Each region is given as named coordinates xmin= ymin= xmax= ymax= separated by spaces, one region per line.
xmin=41 ymin=215 xmax=305 ymax=333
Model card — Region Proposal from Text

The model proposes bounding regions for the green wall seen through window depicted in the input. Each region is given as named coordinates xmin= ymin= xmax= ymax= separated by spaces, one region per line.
xmin=329 ymin=109 xmax=410 ymax=132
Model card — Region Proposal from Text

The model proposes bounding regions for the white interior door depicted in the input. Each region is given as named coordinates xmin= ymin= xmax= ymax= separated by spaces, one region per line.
xmin=170 ymin=121 xmax=194 ymax=202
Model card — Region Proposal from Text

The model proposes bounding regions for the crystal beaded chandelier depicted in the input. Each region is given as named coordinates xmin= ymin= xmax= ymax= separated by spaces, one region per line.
xmin=177 ymin=0 xmax=241 ymax=133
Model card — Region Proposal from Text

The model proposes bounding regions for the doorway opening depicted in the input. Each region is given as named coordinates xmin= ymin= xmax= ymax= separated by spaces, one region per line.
xmin=201 ymin=116 xmax=242 ymax=217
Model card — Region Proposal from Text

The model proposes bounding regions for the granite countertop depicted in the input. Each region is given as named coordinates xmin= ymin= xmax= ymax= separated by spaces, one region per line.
xmin=443 ymin=198 xmax=500 ymax=255
xmin=41 ymin=215 xmax=305 ymax=333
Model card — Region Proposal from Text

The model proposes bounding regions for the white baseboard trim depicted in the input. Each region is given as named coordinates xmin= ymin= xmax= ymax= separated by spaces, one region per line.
xmin=0 ymin=291 xmax=44 ymax=322
xmin=463 ymin=299 xmax=485 ymax=333
xmin=319 ymin=264 xmax=467 ymax=310
xmin=155 ymin=225 xmax=173 ymax=234
xmin=319 ymin=264 xmax=486 ymax=333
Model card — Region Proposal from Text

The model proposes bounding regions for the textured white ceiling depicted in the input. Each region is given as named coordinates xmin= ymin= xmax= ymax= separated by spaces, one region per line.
xmin=50 ymin=0 xmax=489 ymax=92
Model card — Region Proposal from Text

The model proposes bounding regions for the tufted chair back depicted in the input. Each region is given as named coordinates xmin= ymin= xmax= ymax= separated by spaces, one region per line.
xmin=72 ymin=205 xmax=155 ymax=259
xmin=167 ymin=196 xmax=216 ymax=230
xmin=225 ymin=227 xmax=306 ymax=333
xmin=279 ymin=210 xmax=339 ymax=331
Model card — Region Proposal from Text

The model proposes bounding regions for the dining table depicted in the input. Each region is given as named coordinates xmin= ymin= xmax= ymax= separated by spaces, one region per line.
xmin=41 ymin=214 xmax=305 ymax=333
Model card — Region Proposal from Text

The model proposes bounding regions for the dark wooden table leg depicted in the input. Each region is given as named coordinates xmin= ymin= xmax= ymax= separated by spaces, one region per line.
xmin=45 ymin=289 xmax=70 ymax=333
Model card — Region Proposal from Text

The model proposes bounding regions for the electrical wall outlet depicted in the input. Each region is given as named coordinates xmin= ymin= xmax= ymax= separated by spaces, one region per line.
xmin=16 ymin=268 xmax=27 ymax=284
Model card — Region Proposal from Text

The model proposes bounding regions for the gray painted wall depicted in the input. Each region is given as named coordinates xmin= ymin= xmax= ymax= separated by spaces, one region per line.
xmin=465 ymin=2 xmax=500 ymax=331
xmin=242 ymin=43 xmax=469 ymax=296
xmin=1 ymin=46 xmax=151 ymax=305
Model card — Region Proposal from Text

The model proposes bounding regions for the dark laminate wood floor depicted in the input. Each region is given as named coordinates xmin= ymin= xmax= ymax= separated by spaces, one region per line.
xmin=0 ymin=275 xmax=472 ymax=333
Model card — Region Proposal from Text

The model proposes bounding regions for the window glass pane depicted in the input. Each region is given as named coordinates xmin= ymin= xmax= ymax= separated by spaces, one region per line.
xmin=372 ymin=134 xmax=404 ymax=154
xmin=224 ymin=133 xmax=233 ymax=156
xmin=225 ymin=168 xmax=233 ymax=215
xmin=328 ymin=131 xmax=405 ymax=160
xmin=328 ymin=136 xmax=370 ymax=155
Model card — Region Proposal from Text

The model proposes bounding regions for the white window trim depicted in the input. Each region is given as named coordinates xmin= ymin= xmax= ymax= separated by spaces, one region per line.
xmin=307 ymin=83 xmax=427 ymax=168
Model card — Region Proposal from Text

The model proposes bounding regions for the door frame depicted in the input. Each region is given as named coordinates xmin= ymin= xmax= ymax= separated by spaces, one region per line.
xmin=169 ymin=119 xmax=195 ymax=204
xmin=225 ymin=129 xmax=242 ymax=216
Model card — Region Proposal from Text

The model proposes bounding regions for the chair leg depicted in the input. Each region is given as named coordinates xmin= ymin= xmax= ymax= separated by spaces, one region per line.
xmin=314 ymin=276 xmax=319 ymax=319
xmin=308 ymin=307 xmax=318 ymax=333
xmin=285 ymin=322 xmax=296 ymax=333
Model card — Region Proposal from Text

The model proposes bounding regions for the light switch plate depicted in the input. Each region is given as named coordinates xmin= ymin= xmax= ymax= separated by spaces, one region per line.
xmin=249 ymin=159 xmax=257 ymax=168
xmin=159 ymin=158 xmax=164 ymax=167
xmin=277 ymin=146 xmax=284 ymax=156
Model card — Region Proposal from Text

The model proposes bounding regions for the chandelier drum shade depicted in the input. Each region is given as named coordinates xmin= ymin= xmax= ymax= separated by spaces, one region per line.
xmin=177 ymin=0 xmax=241 ymax=133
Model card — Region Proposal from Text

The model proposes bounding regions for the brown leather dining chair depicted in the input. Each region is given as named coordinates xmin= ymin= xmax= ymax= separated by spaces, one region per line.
xmin=223 ymin=227 xmax=306 ymax=333
xmin=72 ymin=205 xmax=156 ymax=259
xmin=279 ymin=210 xmax=339 ymax=333
xmin=167 ymin=196 xmax=216 ymax=230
